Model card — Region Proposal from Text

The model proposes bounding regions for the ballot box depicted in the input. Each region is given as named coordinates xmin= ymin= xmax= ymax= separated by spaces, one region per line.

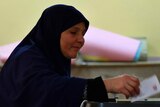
xmin=80 ymin=98 xmax=160 ymax=107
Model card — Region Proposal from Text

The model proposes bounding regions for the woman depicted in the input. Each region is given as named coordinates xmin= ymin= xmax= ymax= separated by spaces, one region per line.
xmin=0 ymin=4 xmax=140 ymax=107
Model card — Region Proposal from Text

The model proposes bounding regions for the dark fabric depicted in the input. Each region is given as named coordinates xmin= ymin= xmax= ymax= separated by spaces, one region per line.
xmin=87 ymin=77 xmax=109 ymax=102
xmin=0 ymin=4 xmax=90 ymax=107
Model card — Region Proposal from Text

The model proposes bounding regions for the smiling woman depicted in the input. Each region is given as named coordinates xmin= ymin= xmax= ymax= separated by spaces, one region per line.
xmin=60 ymin=22 xmax=86 ymax=58
xmin=0 ymin=4 xmax=140 ymax=107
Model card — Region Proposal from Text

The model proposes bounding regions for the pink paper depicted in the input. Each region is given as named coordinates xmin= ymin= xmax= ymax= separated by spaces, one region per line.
xmin=0 ymin=41 xmax=19 ymax=63
xmin=80 ymin=26 xmax=141 ymax=61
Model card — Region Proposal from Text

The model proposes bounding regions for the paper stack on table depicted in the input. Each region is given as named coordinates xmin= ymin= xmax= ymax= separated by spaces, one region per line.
xmin=131 ymin=75 xmax=160 ymax=102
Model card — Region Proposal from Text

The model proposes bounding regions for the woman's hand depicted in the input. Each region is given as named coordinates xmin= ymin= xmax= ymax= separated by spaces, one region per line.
xmin=103 ymin=74 xmax=140 ymax=98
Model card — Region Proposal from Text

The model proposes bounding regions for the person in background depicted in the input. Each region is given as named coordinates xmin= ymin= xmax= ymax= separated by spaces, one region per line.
xmin=0 ymin=4 xmax=140 ymax=107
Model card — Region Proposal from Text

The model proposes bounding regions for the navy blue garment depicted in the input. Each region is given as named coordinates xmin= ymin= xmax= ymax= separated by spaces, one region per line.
xmin=0 ymin=4 xmax=90 ymax=107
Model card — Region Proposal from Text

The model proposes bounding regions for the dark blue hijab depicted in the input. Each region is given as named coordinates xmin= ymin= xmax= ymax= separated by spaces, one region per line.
xmin=0 ymin=4 xmax=89 ymax=107
xmin=18 ymin=4 xmax=89 ymax=75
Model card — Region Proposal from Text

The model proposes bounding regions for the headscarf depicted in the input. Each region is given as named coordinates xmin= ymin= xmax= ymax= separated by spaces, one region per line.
xmin=10 ymin=4 xmax=89 ymax=75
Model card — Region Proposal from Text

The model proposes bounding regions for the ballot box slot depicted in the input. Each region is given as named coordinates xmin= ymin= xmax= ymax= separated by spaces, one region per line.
xmin=81 ymin=99 xmax=160 ymax=107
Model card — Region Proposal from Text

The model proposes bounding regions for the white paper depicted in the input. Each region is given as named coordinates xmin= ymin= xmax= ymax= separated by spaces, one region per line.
xmin=130 ymin=75 xmax=160 ymax=102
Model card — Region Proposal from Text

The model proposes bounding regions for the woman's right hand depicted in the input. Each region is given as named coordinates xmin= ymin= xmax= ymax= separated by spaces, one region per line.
xmin=103 ymin=74 xmax=140 ymax=98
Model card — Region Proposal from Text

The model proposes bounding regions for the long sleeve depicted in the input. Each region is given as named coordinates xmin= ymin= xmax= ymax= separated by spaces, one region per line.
xmin=85 ymin=76 xmax=109 ymax=102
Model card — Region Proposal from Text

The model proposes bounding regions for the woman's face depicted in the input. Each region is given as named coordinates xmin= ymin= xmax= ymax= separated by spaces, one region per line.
xmin=60 ymin=22 xmax=86 ymax=58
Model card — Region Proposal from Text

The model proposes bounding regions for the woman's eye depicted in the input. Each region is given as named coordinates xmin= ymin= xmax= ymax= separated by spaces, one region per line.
xmin=70 ymin=31 xmax=77 ymax=35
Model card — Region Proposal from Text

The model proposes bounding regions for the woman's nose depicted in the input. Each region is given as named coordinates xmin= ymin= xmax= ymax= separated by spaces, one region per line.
xmin=77 ymin=34 xmax=84 ymax=42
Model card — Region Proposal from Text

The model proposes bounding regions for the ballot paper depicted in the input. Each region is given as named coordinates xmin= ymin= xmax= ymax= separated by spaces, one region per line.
xmin=131 ymin=75 xmax=160 ymax=102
